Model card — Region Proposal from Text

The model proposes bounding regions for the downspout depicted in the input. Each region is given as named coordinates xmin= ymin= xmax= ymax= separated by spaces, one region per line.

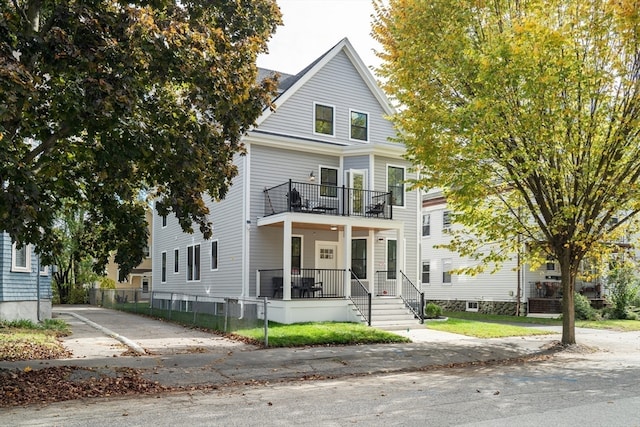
xmin=36 ymin=250 xmax=41 ymax=322
xmin=239 ymin=150 xmax=251 ymax=319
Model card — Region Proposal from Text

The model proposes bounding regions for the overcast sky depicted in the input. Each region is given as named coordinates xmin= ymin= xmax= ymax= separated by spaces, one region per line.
xmin=257 ymin=0 xmax=382 ymax=75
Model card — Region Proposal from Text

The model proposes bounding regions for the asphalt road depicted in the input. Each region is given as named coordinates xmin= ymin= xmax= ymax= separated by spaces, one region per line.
xmin=3 ymin=347 xmax=640 ymax=426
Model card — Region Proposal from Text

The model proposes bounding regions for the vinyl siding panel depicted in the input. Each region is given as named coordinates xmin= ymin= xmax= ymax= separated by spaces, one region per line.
xmin=421 ymin=206 xmax=519 ymax=302
xmin=260 ymin=51 xmax=395 ymax=147
xmin=0 ymin=233 xmax=52 ymax=302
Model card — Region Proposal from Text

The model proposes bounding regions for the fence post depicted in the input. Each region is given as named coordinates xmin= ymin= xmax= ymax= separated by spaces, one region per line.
xmin=419 ymin=292 xmax=425 ymax=324
xmin=367 ymin=293 xmax=372 ymax=326
xmin=150 ymin=291 xmax=154 ymax=316
xmin=263 ymin=297 xmax=268 ymax=348
xmin=193 ymin=295 xmax=198 ymax=324
xmin=224 ymin=298 xmax=229 ymax=333
xmin=169 ymin=293 xmax=173 ymax=320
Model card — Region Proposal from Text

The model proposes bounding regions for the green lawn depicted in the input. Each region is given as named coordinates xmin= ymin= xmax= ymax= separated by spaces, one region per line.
xmin=235 ymin=321 xmax=410 ymax=347
xmin=427 ymin=317 xmax=557 ymax=338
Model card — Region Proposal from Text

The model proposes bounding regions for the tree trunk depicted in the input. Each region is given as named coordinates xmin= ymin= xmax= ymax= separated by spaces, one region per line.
xmin=559 ymin=250 xmax=576 ymax=345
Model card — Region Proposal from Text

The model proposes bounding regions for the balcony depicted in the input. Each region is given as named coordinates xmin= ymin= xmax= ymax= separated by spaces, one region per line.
xmin=263 ymin=180 xmax=392 ymax=219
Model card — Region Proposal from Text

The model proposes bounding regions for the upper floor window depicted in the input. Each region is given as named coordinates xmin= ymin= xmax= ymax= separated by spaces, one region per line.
xmin=12 ymin=242 xmax=30 ymax=272
xmin=314 ymin=103 xmax=334 ymax=136
xmin=320 ymin=166 xmax=338 ymax=198
xmin=350 ymin=110 xmax=368 ymax=141
xmin=162 ymin=215 xmax=167 ymax=228
xmin=174 ymin=249 xmax=179 ymax=273
xmin=443 ymin=211 xmax=452 ymax=230
xmin=187 ymin=244 xmax=201 ymax=281
xmin=422 ymin=214 xmax=431 ymax=237
xmin=387 ymin=165 xmax=405 ymax=206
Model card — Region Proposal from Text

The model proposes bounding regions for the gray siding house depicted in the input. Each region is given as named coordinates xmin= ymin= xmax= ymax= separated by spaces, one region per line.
xmin=0 ymin=232 xmax=52 ymax=322
xmin=152 ymin=39 xmax=421 ymax=324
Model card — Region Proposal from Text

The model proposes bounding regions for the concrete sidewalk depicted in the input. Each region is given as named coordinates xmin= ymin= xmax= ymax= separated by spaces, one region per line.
xmin=2 ymin=306 xmax=638 ymax=389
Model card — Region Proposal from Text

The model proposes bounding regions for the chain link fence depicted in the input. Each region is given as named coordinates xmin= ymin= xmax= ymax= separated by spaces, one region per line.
xmin=89 ymin=288 xmax=270 ymax=346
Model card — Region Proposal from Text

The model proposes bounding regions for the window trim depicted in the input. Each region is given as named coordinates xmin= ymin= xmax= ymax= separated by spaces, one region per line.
xmin=161 ymin=251 xmax=167 ymax=283
xmin=174 ymin=248 xmax=180 ymax=274
xmin=349 ymin=109 xmax=369 ymax=142
xmin=351 ymin=238 xmax=367 ymax=280
xmin=187 ymin=244 xmax=201 ymax=282
xmin=466 ymin=301 xmax=479 ymax=312
xmin=11 ymin=242 xmax=30 ymax=273
xmin=422 ymin=213 xmax=431 ymax=237
xmin=313 ymin=102 xmax=335 ymax=137
xmin=442 ymin=258 xmax=452 ymax=284
xmin=422 ymin=261 xmax=430 ymax=285
xmin=210 ymin=240 xmax=219 ymax=271
xmin=319 ymin=166 xmax=339 ymax=198
xmin=387 ymin=164 xmax=406 ymax=208
xmin=443 ymin=210 xmax=452 ymax=230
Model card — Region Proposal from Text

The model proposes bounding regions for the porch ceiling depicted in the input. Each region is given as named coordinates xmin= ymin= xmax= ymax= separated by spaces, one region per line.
xmin=257 ymin=212 xmax=402 ymax=232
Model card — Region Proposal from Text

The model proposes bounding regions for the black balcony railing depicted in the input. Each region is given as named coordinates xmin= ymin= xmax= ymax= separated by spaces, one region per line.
xmin=258 ymin=268 xmax=346 ymax=299
xmin=264 ymin=180 xmax=392 ymax=219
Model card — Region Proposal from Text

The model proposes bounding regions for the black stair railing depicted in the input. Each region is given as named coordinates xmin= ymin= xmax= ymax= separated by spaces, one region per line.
xmin=400 ymin=270 xmax=424 ymax=323
xmin=349 ymin=270 xmax=371 ymax=326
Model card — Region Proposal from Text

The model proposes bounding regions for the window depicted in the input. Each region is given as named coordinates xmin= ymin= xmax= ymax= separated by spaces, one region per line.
xmin=442 ymin=258 xmax=452 ymax=284
xmin=320 ymin=166 xmax=338 ymax=198
xmin=11 ymin=242 xmax=30 ymax=272
xmin=467 ymin=301 xmax=479 ymax=312
xmin=162 ymin=215 xmax=167 ymax=228
xmin=422 ymin=214 xmax=431 ymax=237
xmin=314 ymin=103 xmax=334 ymax=135
xmin=546 ymin=258 xmax=556 ymax=271
xmin=143 ymin=245 xmax=150 ymax=258
xmin=291 ymin=236 xmax=301 ymax=275
xmin=350 ymin=110 xmax=368 ymax=141
xmin=161 ymin=252 xmax=167 ymax=283
xmin=39 ymin=264 xmax=49 ymax=276
xmin=387 ymin=239 xmax=397 ymax=279
xmin=174 ymin=249 xmax=179 ymax=273
xmin=422 ymin=261 xmax=430 ymax=284
xmin=443 ymin=211 xmax=452 ymax=230
xmin=387 ymin=165 xmax=405 ymax=206
xmin=187 ymin=244 xmax=201 ymax=281
xmin=211 ymin=240 xmax=218 ymax=270
xmin=351 ymin=239 xmax=367 ymax=279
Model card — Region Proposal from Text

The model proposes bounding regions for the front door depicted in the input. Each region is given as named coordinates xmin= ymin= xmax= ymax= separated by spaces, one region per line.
xmin=316 ymin=242 xmax=338 ymax=297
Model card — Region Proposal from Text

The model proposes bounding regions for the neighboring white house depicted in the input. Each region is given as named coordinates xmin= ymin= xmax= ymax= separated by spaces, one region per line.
xmin=151 ymin=39 xmax=422 ymax=324
xmin=0 ymin=232 xmax=52 ymax=322
xmin=421 ymin=190 xmax=606 ymax=315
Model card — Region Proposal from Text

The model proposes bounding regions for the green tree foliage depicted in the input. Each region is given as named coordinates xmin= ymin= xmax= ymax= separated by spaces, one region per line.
xmin=605 ymin=260 xmax=640 ymax=319
xmin=374 ymin=0 xmax=640 ymax=344
xmin=0 ymin=1 xmax=281 ymax=274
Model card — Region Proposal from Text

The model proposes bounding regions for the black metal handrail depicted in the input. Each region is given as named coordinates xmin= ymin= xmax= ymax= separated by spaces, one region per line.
xmin=264 ymin=180 xmax=392 ymax=219
xmin=400 ymin=270 xmax=424 ymax=323
xmin=349 ymin=270 xmax=371 ymax=326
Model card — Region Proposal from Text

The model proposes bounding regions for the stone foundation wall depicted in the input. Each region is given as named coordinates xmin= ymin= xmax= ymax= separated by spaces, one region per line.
xmin=426 ymin=299 xmax=527 ymax=316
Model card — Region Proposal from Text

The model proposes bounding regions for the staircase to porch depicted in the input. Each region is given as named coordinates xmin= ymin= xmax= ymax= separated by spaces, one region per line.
xmin=355 ymin=297 xmax=422 ymax=330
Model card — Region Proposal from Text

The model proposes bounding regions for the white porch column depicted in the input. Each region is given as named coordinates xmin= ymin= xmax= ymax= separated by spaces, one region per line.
xmin=283 ymin=219 xmax=292 ymax=300
xmin=343 ymin=224 xmax=352 ymax=298
xmin=396 ymin=226 xmax=404 ymax=297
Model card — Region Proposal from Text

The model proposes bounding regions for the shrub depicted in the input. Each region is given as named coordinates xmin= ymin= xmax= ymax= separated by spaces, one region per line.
xmin=605 ymin=263 xmax=640 ymax=319
xmin=573 ymin=292 xmax=597 ymax=320
xmin=425 ymin=302 xmax=443 ymax=318
xmin=99 ymin=277 xmax=116 ymax=289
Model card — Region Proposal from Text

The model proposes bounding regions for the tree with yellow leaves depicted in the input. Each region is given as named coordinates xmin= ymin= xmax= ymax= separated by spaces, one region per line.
xmin=374 ymin=0 xmax=640 ymax=344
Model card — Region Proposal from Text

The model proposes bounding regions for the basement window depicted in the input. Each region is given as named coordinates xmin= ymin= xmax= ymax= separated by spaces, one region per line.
xmin=466 ymin=301 xmax=479 ymax=312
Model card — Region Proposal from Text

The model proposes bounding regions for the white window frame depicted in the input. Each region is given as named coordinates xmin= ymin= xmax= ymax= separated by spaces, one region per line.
xmin=174 ymin=248 xmax=180 ymax=274
xmin=11 ymin=242 xmax=30 ymax=273
xmin=422 ymin=261 xmax=430 ymax=285
xmin=187 ymin=244 xmax=201 ymax=282
xmin=387 ymin=164 xmax=406 ymax=208
xmin=319 ymin=165 xmax=339 ymax=199
xmin=161 ymin=251 xmax=167 ymax=283
xmin=422 ymin=213 xmax=431 ymax=237
xmin=39 ymin=264 xmax=49 ymax=276
xmin=162 ymin=215 xmax=167 ymax=228
xmin=442 ymin=258 xmax=452 ymax=284
xmin=210 ymin=240 xmax=219 ymax=271
xmin=467 ymin=301 xmax=479 ymax=312
xmin=313 ymin=102 xmax=336 ymax=137
xmin=349 ymin=109 xmax=369 ymax=142
xmin=443 ymin=210 xmax=452 ymax=230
